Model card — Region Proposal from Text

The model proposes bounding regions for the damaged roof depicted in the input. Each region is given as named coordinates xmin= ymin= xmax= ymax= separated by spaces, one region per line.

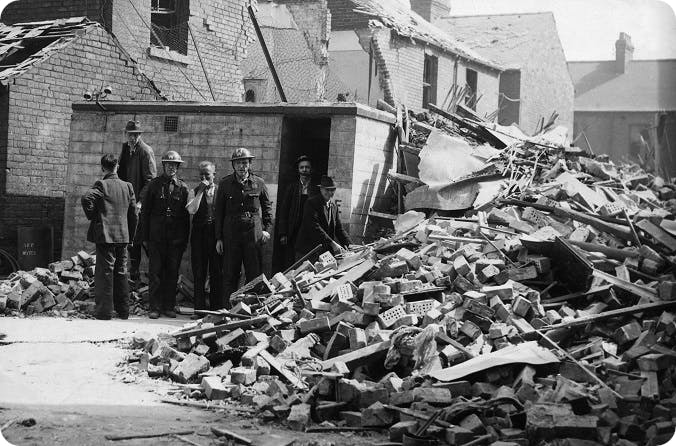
xmin=0 ymin=17 xmax=93 ymax=85
xmin=347 ymin=0 xmax=503 ymax=71
xmin=437 ymin=12 xmax=563 ymax=71
xmin=568 ymin=59 xmax=676 ymax=112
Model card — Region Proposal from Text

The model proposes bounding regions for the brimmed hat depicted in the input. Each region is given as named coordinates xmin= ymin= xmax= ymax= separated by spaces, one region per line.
xmin=318 ymin=175 xmax=336 ymax=190
xmin=161 ymin=150 xmax=184 ymax=164
xmin=125 ymin=120 xmax=143 ymax=133
xmin=231 ymin=147 xmax=255 ymax=162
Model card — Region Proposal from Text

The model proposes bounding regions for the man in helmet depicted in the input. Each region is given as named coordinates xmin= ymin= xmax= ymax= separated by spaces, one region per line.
xmin=214 ymin=147 xmax=273 ymax=308
xmin=136 ymin=150 xmax=190 ymax=319
xmin=117 ymin=120 xmax=157 ymax=282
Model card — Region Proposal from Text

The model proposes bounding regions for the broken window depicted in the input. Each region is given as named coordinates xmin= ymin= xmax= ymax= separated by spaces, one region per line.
xmin=422 ymin=54 xmax=438 ymax=109
xmin=498 ymin=69 xmax=520 ymax=126
xmin=465 ymin=68 xmax=478 ymax=110
xmin=150 ymin=0 xmax=189 ymax=56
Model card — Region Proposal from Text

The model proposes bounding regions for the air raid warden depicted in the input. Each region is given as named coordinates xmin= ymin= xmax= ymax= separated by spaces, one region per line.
xmin=215 ymin=148 xmax=273 ymax=308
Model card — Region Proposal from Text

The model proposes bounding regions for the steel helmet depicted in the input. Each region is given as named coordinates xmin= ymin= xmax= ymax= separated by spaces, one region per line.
xmin=161 ymin=150 xmax=184 ymax=164
xmin=231 ymin=147 xmax=255 ymax=162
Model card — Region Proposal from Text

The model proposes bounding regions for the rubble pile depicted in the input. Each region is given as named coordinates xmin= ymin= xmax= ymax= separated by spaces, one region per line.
xmin=0 ymin=250 xmax=148 ymax=317
xmin=124 ymin=107 xmax=676 ymax=445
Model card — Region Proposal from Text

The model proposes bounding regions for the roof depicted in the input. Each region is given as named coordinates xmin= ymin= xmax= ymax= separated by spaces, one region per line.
xmin=244 ymin=3 xmax=351 ymax=102
xmin=347 ymin=0 xmax=503 ymax=71
xmin=437 ymin=12 xmax=562 ymax=70
xmin=568 ymin=59 xmax=676 ymax=112
xmin=0 ymin=17 xmax=92 ymax=84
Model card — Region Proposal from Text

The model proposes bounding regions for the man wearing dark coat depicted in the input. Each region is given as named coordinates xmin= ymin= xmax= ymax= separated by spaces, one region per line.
xmin=117 ymin=120 xmax=156 ymax=281
xmin=277 ymin=155 xmax=318 ymax=268
xmin=295 ymin=175 xmax=351 ymax=259
xmin=81 ymin=154 xmax=137 ymax=320
xmin=136 ymin=151 xmax=190 ymax=319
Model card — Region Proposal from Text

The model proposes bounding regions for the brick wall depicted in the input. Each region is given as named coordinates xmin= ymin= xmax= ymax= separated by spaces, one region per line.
xmin=349 ymin=115 xmax=397 ymax=242
xmin=517 ymin=15 xmax=574 ymax=134
xmin=277 ymin=0 xmax=331 ymax=66
xmin=0 ymin=24 xmax=161 ymax=264
xmin=326 ymin=0 xmax=370 ymax=31
xmin=3 ymin=0 xmax=254 ymax=102
xmin=64 ymin=103 xmax=395 ymax=275
xmin=410 ymin=0 xmax=450 ymax=22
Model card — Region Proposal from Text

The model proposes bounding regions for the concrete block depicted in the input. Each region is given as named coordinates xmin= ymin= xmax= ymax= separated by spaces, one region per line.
xmin=230 ymin=366 xmax=257 ymax=385
xmin=202 ymin=376 xmax=229 ymax=400
xmin=171 ymin=353 xmax=210 ymax=383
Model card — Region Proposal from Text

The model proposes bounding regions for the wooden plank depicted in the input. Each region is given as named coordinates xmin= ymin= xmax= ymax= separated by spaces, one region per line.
xmin=636 ymin=219 xmax=676 ymax=251
xmin=387 ymin=170 xmax=424 ymax=185
xmin=211 ymin=427 xmax=252 ymax=445
xmin=541 ymin=285 xmax=613 ymax=306
xmin=542 ymin=301 xmax=676 ymax=331
xmin=172 ymin=315 xmax=268 ymax=339
xmin=258 ymin=349 xmax=307 ymax=390
xmin=309 ymin=259 xmax=375 ymax=302
xmin=592 ymin=269 xmax=658 ymax=301
xmin=320 ymin=340 xmax=390 ymax=370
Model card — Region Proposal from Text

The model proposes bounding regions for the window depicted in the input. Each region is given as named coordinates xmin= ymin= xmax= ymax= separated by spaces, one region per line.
xmin=245 ymin=89 xmax=256 ymax=103
xmin=151 ymin=0 xmax=189 ymax=56
xmin=498 ymin=69 xmax=520 ymax=126
xmin=164 ymin=116 xmax=179 ymax=132
xmin=465 ymin=68 xmax=478 ymax=110
xmin=422 ymin=54 xmax=438 ymax=109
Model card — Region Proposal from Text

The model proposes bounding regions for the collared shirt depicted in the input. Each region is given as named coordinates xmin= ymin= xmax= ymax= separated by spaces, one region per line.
xmin=125 ymin=142 xmax=141 ymax=195
xmin=300 ymin=178 xmax=310 ymax=196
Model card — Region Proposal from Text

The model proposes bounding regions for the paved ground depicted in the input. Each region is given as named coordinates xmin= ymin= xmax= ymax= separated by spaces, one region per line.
xmin=0 ymin=316 xmax=385 ymax=446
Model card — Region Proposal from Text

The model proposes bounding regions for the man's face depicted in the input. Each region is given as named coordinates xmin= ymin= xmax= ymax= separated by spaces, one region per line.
xmin=298 ymin=160 xmax=312 ymax=178
xmin=200 ymin=165 xmax=216 ymax=184
xmin=320 ymin=187 xmax=335 ymax=201
xmin=233 ymin=159 xmax=251 ymax=178
xmin=163 ymin=162 xmax=180 ymax=178
xmin=127 ymin=132 xmax=141 ymax=146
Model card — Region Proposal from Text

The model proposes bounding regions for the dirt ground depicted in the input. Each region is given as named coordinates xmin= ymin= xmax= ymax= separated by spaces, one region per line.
xmin=0 ymin=316 xmax=387 ymax=446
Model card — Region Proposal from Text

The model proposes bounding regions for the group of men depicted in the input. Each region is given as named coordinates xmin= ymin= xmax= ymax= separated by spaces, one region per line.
xmin=81 ymin=120 xmax=351 ymax=320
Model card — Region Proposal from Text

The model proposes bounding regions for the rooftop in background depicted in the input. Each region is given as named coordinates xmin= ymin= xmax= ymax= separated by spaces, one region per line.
xmin=447 ymin=0 xmax=676 ymax=61
xmin=0 ymin=17 xmax=94 ymax=84
xmin=568 ymin=59 xmax=676 ymax=111
xmin=332 ymin=0 xmax=503 ymax=70
xmin=437 ymin=12 xmax=562 ymax=70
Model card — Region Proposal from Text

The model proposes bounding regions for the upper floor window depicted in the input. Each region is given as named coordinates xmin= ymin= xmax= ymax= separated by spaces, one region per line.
xmin=465 ymin=68 xmax=478 ymax=110
xmin=151 ymin=0 xmax=189 ymax=56
xmin=422 ymin=54 xmax=438 ymax=109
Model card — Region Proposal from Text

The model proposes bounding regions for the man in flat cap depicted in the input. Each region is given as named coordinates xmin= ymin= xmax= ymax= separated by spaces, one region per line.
xmin=118 ymin=120 xmax=156 ymax=282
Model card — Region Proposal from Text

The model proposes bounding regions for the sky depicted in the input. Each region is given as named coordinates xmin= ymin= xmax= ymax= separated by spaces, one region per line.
xmin=448 ymin=0 xmax=676 ymax=61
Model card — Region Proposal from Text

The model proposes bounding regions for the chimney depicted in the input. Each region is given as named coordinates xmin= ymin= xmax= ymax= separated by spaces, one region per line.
xmin=615 ymin=32 xmax=634 ymax=73
xmin=410 ymin=0 xmax=451 ymax=23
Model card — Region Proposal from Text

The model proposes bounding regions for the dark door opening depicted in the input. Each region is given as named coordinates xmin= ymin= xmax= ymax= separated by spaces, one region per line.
xmin=272 ymin=117 xmax=331 ymax=272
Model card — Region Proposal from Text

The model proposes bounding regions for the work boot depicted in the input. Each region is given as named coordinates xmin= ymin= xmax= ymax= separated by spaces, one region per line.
xmin=163 ymin=309 xmax=177 ymax=318
xmin=95 ymin=314 xmax=112 ymax=320
xmin=148 ymin=311 xmax=160 ymax=319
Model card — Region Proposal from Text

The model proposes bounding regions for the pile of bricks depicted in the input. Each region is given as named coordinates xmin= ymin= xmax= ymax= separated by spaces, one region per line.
xmin=0 ymin=250 xmax=148 ymax=317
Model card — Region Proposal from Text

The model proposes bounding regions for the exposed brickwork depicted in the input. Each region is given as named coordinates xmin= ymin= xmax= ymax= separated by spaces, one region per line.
xmin=3 ymin=0 xmax=255 ymax=102
xmin=0 ymin=23 xmax=161 ymax=264
xmin=326 ymin=0 xmax=370 ymax=31
xmin=410 ymin=0 xmax=450 ymax=23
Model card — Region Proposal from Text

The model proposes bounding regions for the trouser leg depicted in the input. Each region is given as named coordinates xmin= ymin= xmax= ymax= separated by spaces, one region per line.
xmin=148 ymin=242 xmax=163 ymax=312
xmin=206 ymin=225 xmax=223 ymax=310
xmin=112 ymin=244 xmax=130 ymax=317
xmin=222 ymin=239 xmax=243 ymax=309
xmin=161 ymin=244 xmax=184 ymax=311
xmin=191 ymin=229 xmax=207 ymax=311
xmin=242 ymin=237 xmax=262 ymax=283
xmin=94 ymin=243 xmax=115 ymax=318
xmin=128 ymin=243 xmax=142 ymax=279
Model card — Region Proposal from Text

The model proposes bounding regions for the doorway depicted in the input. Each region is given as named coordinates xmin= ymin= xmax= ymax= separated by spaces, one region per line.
xmin=272 ymin=117 xmax=332 ymax=272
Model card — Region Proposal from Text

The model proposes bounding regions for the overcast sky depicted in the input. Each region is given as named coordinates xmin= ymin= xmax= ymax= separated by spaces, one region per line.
xmin=449 ymin=0 xmax=676 ymax=61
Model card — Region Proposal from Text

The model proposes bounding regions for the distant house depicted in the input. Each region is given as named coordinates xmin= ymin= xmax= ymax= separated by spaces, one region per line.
xmin=327 ymin=0 xmax=505 ymax=116
xmin=0 ymin=18 xmax=162 ymax=266
xmin=242 ymin=1 xmax=349 ymax=103
xmin=436 ymin=12 xmax=574 ymax=135
xmin=568 ymin=33 xmax=676 ymax=177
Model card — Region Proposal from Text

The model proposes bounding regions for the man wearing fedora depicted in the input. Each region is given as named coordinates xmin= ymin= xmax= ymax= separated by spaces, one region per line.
xmin=277 ymin=155 xmax=319 ymax=268
xmin=294 ymin=175 xmax=351 ymax=259
xmin=118 ymin=120 xmax=157 ymax=282
xmin=136 ymin=151 xmax=190 ymax=319
xmin=215 ymin=148 xmax=273 ymax=308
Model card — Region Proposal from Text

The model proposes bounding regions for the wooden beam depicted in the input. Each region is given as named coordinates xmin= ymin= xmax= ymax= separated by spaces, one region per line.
xmin=309 ymin=259 xmax=375 ymax=301
xmin=592 ymin=269 xmax=658 ymax=301
xmin=172 ymin=315 xmax=268 ymax=339
xmin=259 ymin=350 xmax=307 ymax=390
xmin=321 ymin=340 xmax=390 ymax=370
xmin=542 ymin=301 xmax=676 ymax=331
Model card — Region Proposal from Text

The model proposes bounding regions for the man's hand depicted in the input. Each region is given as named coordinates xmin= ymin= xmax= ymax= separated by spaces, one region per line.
xmin=280 ymin=235 xmax=287 ymax=245
xmin=261 ymin=231 xmax=271 ymax=244
xmin=332 ymin=241 xmax=345 ymax=253
xmin=136 ymin=202 xmax=142 ymax=210
xmin=216 ymin=240 xmax=223 ymax=255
